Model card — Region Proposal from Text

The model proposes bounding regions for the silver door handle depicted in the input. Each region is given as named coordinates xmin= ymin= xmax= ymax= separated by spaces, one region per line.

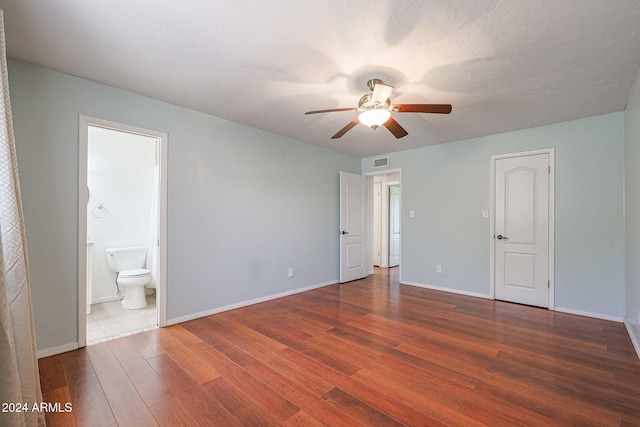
xmin=496 ymin=235 xmax=508 ymax=240
xmin=341 ymin=231 xmax=349 ymax=235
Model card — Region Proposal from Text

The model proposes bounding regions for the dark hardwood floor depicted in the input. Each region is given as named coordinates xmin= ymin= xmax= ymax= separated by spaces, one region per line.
xmin=39 ymin=268 xmax=640 ymax=426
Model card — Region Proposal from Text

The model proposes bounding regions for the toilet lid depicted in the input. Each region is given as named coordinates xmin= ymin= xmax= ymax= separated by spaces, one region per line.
xmin=119 ymin=268 xmax=151 ymax=278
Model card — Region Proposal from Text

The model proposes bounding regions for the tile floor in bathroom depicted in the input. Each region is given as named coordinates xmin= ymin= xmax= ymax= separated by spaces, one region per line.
xmin=86 ymin=294 xmax=158 ymax=345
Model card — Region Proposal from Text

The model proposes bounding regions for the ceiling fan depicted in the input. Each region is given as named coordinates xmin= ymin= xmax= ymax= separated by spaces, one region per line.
xmin=305 ymin=79 xmax=452 ymax=139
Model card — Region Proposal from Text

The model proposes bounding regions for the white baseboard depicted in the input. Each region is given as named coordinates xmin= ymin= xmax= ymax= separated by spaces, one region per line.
xmin=554 ymin=306 xmax=624 ymax=322
xmin=399 ymin=282 xmax=626 ymax=325
xmin=37 ymin=342 xmax=78 ymax=359
xmin=400 ymin=280 xmax=492 ymax=300
xmin=624 ymin=319 xmax=640 ymax=359
xmin=35 ymin=283 xmax=640 ymax=361
xmin=166 ymin=279 xmax=339 ymax=326
xmin=36 ymin=280 xmax=335 ymax=358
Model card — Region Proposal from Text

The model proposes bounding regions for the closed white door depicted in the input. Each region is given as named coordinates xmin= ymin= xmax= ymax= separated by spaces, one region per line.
xmin=340 ymin=171 xmax=367 ymax=283
xmin=389 ymin=185 xmax=400 ymax=267
xmin=494 ymin=153 xmax=550 ymax=308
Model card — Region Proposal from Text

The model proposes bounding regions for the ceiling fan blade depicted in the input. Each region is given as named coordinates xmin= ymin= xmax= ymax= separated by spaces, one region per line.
xmin=305 ymin=108 xmax=357 ymax=115
xmin=332 ymin=119 xmax=360 ymax=139
xmin=394 ymin=104 xmax=452 ymax=114
xmin=383 ymin=117 xmax=408 ymax=139
xmin=371 ymin=82 xmax=394 ymax=105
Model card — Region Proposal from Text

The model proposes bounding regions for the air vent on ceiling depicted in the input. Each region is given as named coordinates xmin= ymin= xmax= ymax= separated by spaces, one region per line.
xmin=373 ymin=156 xmax=389 ymax=168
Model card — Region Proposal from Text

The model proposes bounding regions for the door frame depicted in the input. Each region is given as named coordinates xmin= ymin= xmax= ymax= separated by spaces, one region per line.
xmin=78 ymin=116 xmax=168 ymax=348
xmin=373 ymin=180 xmax=399 ymax=268
xmin=489 ymin=148 xmax=555 ymax=309
xmin=386 ymin=182 xmax=400 ymax=267
xmin=373 ymin=183 xmax=382 ymax=267
xmin=364 ymin=168 xmax=402 ymax=280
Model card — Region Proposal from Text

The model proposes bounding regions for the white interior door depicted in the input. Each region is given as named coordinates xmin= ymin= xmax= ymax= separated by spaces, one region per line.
xmin=340 ymin=171 xmax=367 ymax=283
xmin=494 ymin=152 xmax=550 ymax=308
xmin=388 ymin=185 xmax=400 ymax=267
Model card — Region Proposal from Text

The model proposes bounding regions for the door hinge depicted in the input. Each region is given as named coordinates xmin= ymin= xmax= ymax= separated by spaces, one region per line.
xmin=549 ymin=166 xmax=551 ymax=174
xmin=548 ymin=280 xmax=550 ymax=288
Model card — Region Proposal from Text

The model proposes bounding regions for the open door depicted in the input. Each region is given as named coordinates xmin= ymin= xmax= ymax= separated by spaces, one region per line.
xmin=340 ymin=171 xmax=368 ymax=283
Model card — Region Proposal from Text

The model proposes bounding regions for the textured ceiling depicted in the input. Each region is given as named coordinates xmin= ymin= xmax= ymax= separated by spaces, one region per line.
xmin=2 ymin=0 xmax=640 ymax=157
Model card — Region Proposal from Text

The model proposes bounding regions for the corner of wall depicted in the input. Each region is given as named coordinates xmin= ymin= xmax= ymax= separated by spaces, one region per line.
xmin=624 ymin=319 xmax=640 ymax=359
xmin=624 ymin=63 xmax=640 ymax=341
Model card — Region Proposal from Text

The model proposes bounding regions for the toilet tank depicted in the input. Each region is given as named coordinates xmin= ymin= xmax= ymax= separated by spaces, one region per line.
xmin=106 ymin=246 xmax=147 ymax=272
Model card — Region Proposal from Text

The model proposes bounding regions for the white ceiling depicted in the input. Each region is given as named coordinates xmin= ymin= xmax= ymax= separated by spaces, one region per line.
xmin=2 ymin=1 xmax=640 ymax=157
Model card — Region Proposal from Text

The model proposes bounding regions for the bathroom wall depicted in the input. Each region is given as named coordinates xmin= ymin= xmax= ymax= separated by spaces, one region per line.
xmin=87 ymin=126 xmax=157 ymax=303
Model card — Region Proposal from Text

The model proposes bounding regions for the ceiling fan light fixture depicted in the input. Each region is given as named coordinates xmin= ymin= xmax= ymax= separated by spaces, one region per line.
xmin=304 ymin=79 xmax=451 ymax=139
xmin=358 ymin=109 xmax=391 ymax=129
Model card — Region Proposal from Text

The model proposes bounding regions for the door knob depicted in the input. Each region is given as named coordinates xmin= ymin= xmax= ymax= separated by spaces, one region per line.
xmin=340 ymin=231 xmax=349 ymax=235
xmin=496 ymin=235 xmax=508 ymax=240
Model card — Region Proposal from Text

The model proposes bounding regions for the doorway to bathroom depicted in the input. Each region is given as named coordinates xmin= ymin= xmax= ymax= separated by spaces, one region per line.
xmin=78 ymin=116 xmax=167 ymax=348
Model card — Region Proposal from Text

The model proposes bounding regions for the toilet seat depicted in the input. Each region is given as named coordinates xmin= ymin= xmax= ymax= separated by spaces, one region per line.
xmin=119 ymin=268 xmax=151 ymax=278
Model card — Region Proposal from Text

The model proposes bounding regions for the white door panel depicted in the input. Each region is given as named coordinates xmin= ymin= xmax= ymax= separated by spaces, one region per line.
xmin=340 ymin=171 xmax=367 ymax=283
xmin=495 ymin=153 xmax=549 ymax=308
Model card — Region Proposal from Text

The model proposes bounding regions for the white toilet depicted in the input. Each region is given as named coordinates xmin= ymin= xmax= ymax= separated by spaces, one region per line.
xmin=106 ymin=246 xmax=152 ymax=309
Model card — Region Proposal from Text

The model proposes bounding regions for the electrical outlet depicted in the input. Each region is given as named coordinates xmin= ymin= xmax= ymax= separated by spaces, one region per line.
xmin=436 ymin=264 xmax=442 ymax=273
xmin=288 ymin=267 xmax=294 ymax=278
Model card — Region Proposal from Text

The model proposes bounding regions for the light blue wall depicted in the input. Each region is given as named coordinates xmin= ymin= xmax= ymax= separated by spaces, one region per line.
xmin=363 ymin=113 xmax=625 ymax=318
xmin=625 ymin=65 xmax=640 ymax=336
xmin=8 ymin=59 xmax=360 ymax=352
xmin=8 ymin=56 xmax=633 ymax=353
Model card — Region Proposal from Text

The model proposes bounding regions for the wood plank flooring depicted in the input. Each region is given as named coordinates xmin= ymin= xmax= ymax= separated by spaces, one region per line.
xmin=38 ymin=268 xmax=640 ymax=426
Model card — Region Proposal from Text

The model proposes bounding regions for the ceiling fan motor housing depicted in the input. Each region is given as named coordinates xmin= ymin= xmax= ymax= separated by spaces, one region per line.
xmin=367 ymin=78 xmax=384 ymax=91
xmin=358 ymin=93 xmax=390 ymax=112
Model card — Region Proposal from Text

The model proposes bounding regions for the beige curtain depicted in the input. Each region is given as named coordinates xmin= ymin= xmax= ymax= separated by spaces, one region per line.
xmin=0 ymin=10 xmax=46 ymax=427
